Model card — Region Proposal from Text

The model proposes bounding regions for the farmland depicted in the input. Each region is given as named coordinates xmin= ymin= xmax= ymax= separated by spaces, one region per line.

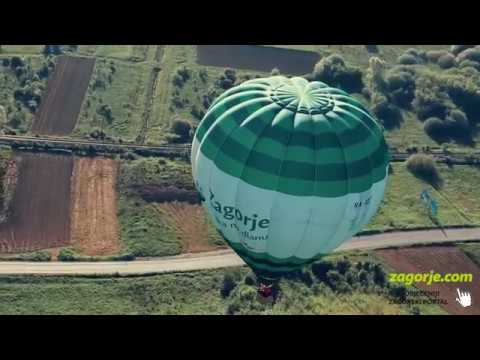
xmin=197 ymin=45 xmax=320 ymax=75
xmin=32 ymin=56 xmax=96 ymax=135
xmin=70 ymin=157 xmax=120 ymax=256
xmin=0 ymin=152 xmax=73 ymax=253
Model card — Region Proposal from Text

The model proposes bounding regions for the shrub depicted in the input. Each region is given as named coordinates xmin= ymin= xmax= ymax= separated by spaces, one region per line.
xmin=456 ymin=47 xmax=480 ymax=63
xmin=412 ymin=77 xmax=451 ymax=120
xmin=224 ymin=68 xmax=237 ymax=83
xmin=311 ymin=260 xmax=334 ymax=282
xmin=424 ymin=117 xmax=449 ymax=143
xmin=198 ymin=69 xmax=208 ymax=82
xmin=219 ymin=77 xmax=234 ymax=89
xmin=397 ymin=54 xmax=418 ymax=65
xmin=458 ymin=59 xmax=480 ymax=71
xmin=170 ymin=118 xmax=191 ymax=141
xmin=10 ymin=56 xmax=24 ymax=69
xmin=313 ymin=54 xmax=364 ymax=93
xmin=388 ymin=284 xmax=407 ymax=302
xmin=2 ymin=58 xmax=10 ymax=67
xmin=372 ymin=99 xmax=403 ymax=130
xmin=58 ymin=248 xmax=77 ymax=261
xmin=450 ymin=45 xmax=474 ymax=56
xmin=437 ymin=53 xmax=456 ymax=69
xmin=191 ymin=104 xmax=205 ymax=120
xmin=426 ymin=50 xmax=449 ymax=63
xmin=177 ymin=66 xmax=191 ymax=82
xmin=385 ymin=68 xmax=416 ymax=108
xmin=172 ymin=74 xmax=184 ymax=87
xmin=406 ymin=154 xmax=443 ymax=189
xmin=221 ymin=272 xmax=238 ymax=298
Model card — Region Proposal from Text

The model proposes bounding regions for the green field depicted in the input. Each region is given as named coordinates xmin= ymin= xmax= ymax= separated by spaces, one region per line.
xmin=73 ymin=59 xmax=151 ymax=141
xmin=367 ymin=163 xmax=480 ymax=231
xmin=0 ymin=45 xmax=43 ymax=55
xmin=0 ymin=248 xmax=447 ymax=315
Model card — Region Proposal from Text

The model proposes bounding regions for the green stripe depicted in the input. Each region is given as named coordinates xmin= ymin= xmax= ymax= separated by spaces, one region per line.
xmin=202 ymin=133 xmax=388 ymax=182
xmin=226 ymin=237 xmax=326 ymax=274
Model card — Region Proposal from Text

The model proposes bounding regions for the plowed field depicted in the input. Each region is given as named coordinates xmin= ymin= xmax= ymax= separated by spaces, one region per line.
xmin=0 ymin=152 xmax=73 ymax=252
xmin=197 ymin=45 xmax=320 ymax=75
xmin=32 ymin=56 xmax=96 ymax=135
xmin=70 ymin=157 xmax=120 ymax=256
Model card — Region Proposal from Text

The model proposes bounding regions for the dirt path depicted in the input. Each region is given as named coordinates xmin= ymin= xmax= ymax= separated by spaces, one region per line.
xmin=0 ymin=227 xmax=477 ymax=275
xmin=69 ymin=157 xmax=120 ymax=256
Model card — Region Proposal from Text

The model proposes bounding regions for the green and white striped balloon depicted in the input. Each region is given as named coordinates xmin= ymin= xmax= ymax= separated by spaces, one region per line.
xmin=191 ymin=76 xmax=390 ymax=279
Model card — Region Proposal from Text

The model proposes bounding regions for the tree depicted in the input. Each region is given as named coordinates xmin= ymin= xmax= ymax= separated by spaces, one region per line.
xmin=221 ymin=273 xmax=238 ymax=298
xmin=170 ymin=118 xmax=191 ymax=142
xmin=406 ymin=154 xmax=443 ymax=189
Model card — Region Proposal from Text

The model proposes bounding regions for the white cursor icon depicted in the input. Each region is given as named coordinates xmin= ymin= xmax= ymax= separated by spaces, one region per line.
xmin=455 ymin=288 xmax=472 ymax=308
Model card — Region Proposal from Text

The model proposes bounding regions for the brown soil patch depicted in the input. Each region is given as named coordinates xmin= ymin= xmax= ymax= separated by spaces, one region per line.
xmin=152 ymin=202 xmax=217 ymax=253
xmin=197 ymin=45 xmax=320 ymax=75
xmin=32 ymin=55 xmax=96 ymax=135
xmin=70 ymin=157 xmax=120 ymax=256
xmin=377 ymin=246 xmax=480 ymax=315
xmin=0 ymin=152 xmax=73 ymax=253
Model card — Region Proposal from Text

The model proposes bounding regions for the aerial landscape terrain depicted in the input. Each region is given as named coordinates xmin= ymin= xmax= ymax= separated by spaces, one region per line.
xmin=0 ymin=44 xmax=478 ymax=315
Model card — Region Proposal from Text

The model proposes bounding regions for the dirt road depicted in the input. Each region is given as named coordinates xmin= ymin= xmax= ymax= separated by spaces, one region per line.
xmin=0 ymin=227 xmax=478 ymax=275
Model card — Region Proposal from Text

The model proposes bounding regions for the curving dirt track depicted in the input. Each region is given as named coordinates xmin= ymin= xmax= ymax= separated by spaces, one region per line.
xmin=32 ymin=56 xmax=96 ymax=135
xmin=70 ymin=157 xmax=120 ymax=256
xmin=0 ymin=152 xmax=73 ymax=253
xmin=377 ymin=246 xmax=480 ymax=315
xmin=197 ymin=45 xmax=320 ymax=75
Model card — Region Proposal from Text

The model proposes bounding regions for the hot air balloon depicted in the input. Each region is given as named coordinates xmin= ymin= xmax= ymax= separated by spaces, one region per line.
xmin=191 ymin=76 xmax=389 ymax=297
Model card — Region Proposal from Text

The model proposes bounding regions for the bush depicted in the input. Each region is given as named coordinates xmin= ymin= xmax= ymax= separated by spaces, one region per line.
xmin=456 ymin=47 xmax=480 ymax=63
xmin=397 ymin=54 xmax=418 ymax=65
xmin=385 ymin=68 xmax=416 ymax=108
xmin=224 ymin=68 xmax=237 ymax=83
xmin=177 ymin=66 xmax=191 ymax=82
xmin=458 ymin=59 xmax=480 ymax=71
xmin=221 ymin=272 xmax=238 ymax=298
xmin=437 ymin=53 xmax=456 ymax=69
xmin=219 ymin=77 xmax=234 ymax=89
xmin=311 ymin=260 xmax=334 ymax=282
xmin=10 ymin=56 xmax=24 ymax=69
xmin=170 ymin=118 xmax=191 ymax=142
xmin=424 ymin=117 xmax=449 ymax=143
xmin=426 ymin=50 xmax=449 ymax=63
xmin=58 ymin=248 xmax=77 ymax=261
xmin=2 ymin=58 xmax=10 ymax=67
xmin=450 ymin=45 xmax=474 ymax=56
xmin=172 ymin=74 xmax=184 ymax=87
xmin=406 ymin=154 xmax=443 ymax=189
xmin=372 ymin=99 xmax=403 ymax=130
xmin=388 ymin=284 xmax=407 ymax=302
xmin=313 ymin=54 xmax=364 ymax=93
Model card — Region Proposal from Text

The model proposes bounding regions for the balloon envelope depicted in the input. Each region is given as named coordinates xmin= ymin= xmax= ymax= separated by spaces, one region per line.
xmin=191 ymin=76 xmax=389 ymax=279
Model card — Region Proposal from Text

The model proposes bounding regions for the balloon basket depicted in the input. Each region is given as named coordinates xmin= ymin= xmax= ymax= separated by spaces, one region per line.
xmin=256 ymin=283 xmax=275 ymax=304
